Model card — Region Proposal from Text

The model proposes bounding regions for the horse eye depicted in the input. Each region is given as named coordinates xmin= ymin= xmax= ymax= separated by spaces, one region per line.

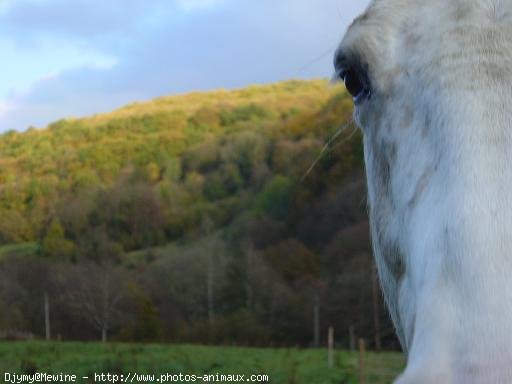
xmin=341 ymin=68 xmax=368 ymax=102
xmin=333 ymin=49 xmax=371 ymax=103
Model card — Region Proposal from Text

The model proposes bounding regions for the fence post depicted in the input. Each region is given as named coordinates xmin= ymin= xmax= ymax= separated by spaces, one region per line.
xmin=349 ymin=325 xmax=356 ymax=351
xmin=358 ymin=338 xmax=366 ymax=384
xmin=44 ymin=292 xmax=50 ymax=341
xmin=327 ymin=326 xmax=334 ymax=368
xmin=313 ymin=294 xmax=320 ymax=348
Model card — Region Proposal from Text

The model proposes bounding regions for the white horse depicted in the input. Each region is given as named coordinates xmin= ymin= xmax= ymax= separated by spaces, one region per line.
xmin=335 ymin=1 xmax=512 ymax=382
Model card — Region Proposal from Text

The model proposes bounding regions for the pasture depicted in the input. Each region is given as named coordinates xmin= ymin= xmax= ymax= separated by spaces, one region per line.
xmin=0 ymin=342 xmax=404 ymax=383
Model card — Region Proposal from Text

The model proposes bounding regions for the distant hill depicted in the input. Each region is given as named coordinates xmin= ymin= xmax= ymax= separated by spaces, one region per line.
xmin=0 ymin=79 xmax=398 ymax=349
xmin=0 ymin=79 xmax=354 ymax=246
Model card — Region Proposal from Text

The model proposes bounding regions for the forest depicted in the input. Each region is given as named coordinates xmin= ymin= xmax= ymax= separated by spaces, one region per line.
xmin=0 ymin=79 xmax=398 ymax=350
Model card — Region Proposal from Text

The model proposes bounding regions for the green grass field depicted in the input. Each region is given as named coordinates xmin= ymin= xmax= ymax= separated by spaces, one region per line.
xmin=0 ymin=342 xmax=404 ymax=383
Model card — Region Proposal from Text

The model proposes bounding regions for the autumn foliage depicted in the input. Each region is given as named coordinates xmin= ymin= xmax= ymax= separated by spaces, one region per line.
xmin=0 ymin=80 xmax=397 ymax=348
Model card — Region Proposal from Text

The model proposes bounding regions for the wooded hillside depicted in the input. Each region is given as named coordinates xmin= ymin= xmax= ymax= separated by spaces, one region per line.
xmin=0 ymin=79 xmax=398 ymax=349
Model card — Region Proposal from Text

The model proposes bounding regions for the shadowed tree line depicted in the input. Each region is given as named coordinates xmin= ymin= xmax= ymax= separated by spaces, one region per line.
xmin=0 ymin=80 xmax=399 ymax=349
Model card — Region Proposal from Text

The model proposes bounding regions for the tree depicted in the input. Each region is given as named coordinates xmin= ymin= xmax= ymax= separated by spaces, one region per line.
xmin=0 ymin=209 xmax=34 ymax=243
xmin=63 ymin=262 xmax=127 ymax=343
xmin=254 ymin=176 xmax=293 ymax=220
xmin=118 ymin=284 xmax=163 ymax=342
xmin=0 ymin=256 xmax=57 ymax=338
xmin=41 ymin=219 xmax=76 ymax=261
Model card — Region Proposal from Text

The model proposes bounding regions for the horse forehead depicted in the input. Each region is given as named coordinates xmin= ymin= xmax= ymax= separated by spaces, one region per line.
xmin=346 ymin=0 xmax=512 ymax=50
xmin=357 ymin=0 xmax=512 ymax=21
xmin=342 ymin=0 xmax=512 ymax=96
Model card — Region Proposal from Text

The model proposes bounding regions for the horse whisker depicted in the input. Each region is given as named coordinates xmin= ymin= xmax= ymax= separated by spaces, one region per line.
xmin=326 ymin=124 xmax=359 ymax=155
xmin=301 ymin=118 xmax=356 ymax=182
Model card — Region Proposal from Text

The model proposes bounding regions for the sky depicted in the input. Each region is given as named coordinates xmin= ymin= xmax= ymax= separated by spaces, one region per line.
xmin=0 ymin=0 xmax=369 ymax=132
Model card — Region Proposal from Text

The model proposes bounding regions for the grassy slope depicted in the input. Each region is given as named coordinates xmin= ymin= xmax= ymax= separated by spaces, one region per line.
xmin=0 ymin=342 xmax=404 ymax=384
xmin=0 ymin=243 xmax=38 ymax=260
